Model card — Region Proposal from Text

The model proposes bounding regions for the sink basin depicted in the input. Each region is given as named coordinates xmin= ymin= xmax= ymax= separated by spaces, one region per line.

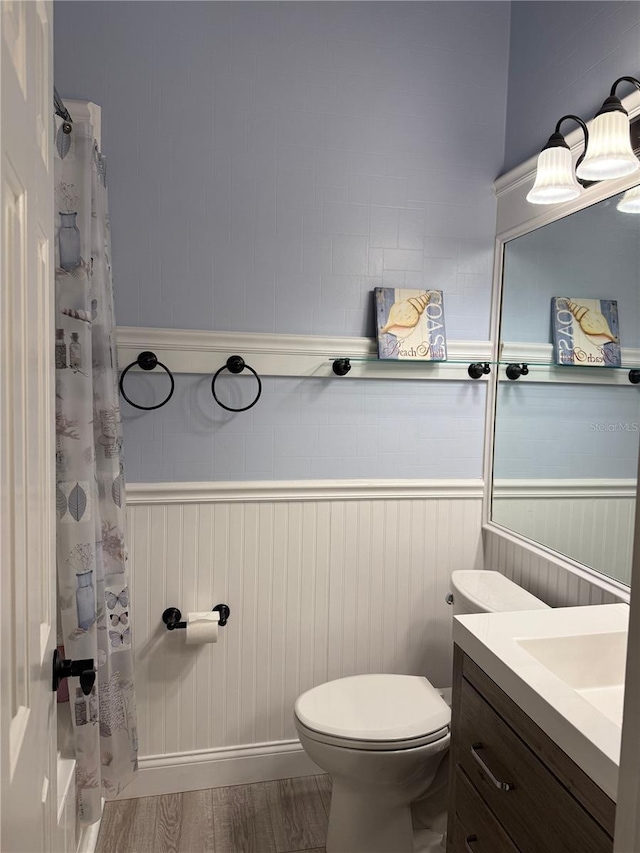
xmin=517 ymin=631 xmax=627 ymax=726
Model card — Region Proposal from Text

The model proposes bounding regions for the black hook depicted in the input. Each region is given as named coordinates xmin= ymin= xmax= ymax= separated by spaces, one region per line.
xmin=331 ymin=358 xmax=351 ymax=376
xmin=211 ymin=356 xmax=262 ymax=412
xmin=119 ymin=351 xmax=175 ymax=410
xmin=629 ymin=370 xmax=640 ymax=384
xmin=506 ymin=363 xmax=529 ymax=380
xmin=468 ymin=362 xmax=491 ymax=379
xmin=54 ymin=86 xmax=73 ymax=133
xmin=332 ymin=358 xmax=352 ymax=376
xmin=162 ymin=604 xmax=231 ymax=630
xmin=52 ymin=649 xmax=95 ymax=696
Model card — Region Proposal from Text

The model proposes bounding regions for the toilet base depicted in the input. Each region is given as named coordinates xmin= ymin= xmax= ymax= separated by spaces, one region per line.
xmin=413 ymin=828 xmax=446 ymax=853
xmin=326 ymin=780 xmax=414 ymax=853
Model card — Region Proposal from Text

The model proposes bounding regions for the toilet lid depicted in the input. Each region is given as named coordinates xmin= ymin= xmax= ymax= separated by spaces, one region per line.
xmin=451 ymin=570 xmax=550 ymax=612
xmin=295 ymin=674 xmax=450 ymax=742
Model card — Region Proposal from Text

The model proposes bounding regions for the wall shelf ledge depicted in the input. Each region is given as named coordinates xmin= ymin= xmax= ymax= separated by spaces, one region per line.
xmin=116 ymin=327 xmax=492 ymax=382
xmin=499 ymin=342 xmax=640 ymax=385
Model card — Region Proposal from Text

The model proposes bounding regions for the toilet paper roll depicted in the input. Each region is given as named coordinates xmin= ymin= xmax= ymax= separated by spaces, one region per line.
xmin=185 ymin=611 xmax=219 ymax=644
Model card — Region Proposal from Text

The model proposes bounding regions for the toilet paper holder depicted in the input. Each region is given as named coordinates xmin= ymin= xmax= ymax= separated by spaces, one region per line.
xmin=162 ymin=603 xmax=231 ymax=631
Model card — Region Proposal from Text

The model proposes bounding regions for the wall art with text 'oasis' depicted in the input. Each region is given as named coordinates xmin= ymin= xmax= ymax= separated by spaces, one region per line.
xmin=551 ymin=297 xmax=621 ymax=367
xmin=375 ymin=288 xmax=447 ymax=361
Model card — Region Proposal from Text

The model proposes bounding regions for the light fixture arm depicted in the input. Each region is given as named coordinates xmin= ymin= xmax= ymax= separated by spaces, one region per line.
xmin=554 ymin=114 xmax=590 ymax=181
xmin=609 ymin=76 xmax=640 ymax=97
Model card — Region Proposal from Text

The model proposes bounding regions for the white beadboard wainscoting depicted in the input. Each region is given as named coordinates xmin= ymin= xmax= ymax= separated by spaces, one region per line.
xmin=493 ymin=480 xmax=636 ymax=587
xmin=121 ymin=479 xmax=483 ymax=798
xmin=484 ymin=526 xmax=627 ymax=608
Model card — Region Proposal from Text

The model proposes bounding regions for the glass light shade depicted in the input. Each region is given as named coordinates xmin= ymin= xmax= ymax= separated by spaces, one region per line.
xmin=526 ymin=146 xmax=582 ymax=205
xmin=576 ymin=110 xmax=640 ymax=180
xmin=617 ymin=185 xmax=640 ymax=213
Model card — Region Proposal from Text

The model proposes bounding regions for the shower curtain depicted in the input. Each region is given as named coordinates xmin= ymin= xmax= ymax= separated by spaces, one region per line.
xmin=54 ymin=114 xmax=138 ymax=825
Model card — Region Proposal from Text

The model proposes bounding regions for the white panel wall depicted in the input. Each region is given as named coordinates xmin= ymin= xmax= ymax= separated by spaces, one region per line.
xmin=493 ymin=485 xmax=635 ymax=587
xmin=120 ymin=476 xmax=633 ymax=798
xmin=126 ymin=482 xmax=482 ymax=764
xmin=485 ymin=528 xmax=625 ymax=608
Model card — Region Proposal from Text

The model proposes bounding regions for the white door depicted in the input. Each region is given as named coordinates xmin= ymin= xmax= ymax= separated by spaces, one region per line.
xmin=1 ymin=2 xmax=60 ymax=852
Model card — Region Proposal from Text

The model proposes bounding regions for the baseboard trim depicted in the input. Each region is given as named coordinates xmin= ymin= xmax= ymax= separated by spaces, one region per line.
xmin=114 ymin=740 xmax=322 ymax=800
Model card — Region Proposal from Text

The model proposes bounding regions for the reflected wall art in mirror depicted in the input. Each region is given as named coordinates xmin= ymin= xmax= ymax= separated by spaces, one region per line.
xmin=492 ymin=185 xmax=640 ymax=587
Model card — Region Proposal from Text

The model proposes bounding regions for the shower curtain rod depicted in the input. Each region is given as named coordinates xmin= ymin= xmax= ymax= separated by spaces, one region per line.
xmin=54 ymin=86 xmax=73 ymax=128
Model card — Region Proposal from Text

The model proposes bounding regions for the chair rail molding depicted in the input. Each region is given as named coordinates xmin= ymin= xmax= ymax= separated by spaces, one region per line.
xmin=116 ymin=326 xmax=492 ymax=382
xmin=498 ymin=342 xmax=640 ymax=386
xmin=493 ymin=478 xmax=637 ymax=499
xmin=126 ymin=478 xmax=485 ymax=505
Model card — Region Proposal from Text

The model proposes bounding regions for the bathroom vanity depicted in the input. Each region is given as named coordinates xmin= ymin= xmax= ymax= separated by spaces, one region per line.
xmin=447 ymin=604 xmax=627 ymax=853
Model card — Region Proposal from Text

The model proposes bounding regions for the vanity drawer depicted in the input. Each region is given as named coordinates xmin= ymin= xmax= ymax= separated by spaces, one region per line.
xmin=455 ymin=676 xmax=612 ymax=853
xmin=451 ymin=767 xmax=519 ymax=853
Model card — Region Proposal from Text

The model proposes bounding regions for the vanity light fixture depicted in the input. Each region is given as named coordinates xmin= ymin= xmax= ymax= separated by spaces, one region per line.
xmin=527 ymin=76 xmax=640 ymax=205
xmin=617 ymin=184 xmax=640 ymax=214
xmin=526 ymin=115 xmax=588 ymax=205
xmin=576 ymin=77 xmax=640 ymax=181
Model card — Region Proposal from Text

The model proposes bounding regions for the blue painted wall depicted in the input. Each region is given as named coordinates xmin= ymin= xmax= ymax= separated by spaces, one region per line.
xmin=121 ymin=372 xmax=486 ymax=482
xmin=504 ymin=1 xmax=640 ymax=173
xmin=494 ymin=383 xmax=640 ymax=480
xmin=54 ymin=1 xmax=510 ymax=481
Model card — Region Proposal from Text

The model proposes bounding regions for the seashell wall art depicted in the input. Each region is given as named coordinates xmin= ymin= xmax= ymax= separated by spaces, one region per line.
xmin=375 ymin=287 xmax=447 ymax=360
xmin=551 ymin=297 xmax=621 ymax=366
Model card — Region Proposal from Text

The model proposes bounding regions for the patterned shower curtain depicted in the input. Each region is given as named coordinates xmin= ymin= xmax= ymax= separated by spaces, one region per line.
xmin=54 ymin=115 xmax=137 ymax=825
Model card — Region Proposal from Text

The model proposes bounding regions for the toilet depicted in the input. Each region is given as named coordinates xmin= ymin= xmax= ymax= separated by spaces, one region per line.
xmin=294 ymin=570 xmax=549 ymax=853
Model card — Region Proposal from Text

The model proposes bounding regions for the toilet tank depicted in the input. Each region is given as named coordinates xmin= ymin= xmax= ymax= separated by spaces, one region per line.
xmin=450 ymin=570 xmax=550 ymax=616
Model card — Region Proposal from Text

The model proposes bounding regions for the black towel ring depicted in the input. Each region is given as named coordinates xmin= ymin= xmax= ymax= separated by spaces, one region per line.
xmin=211 ymin=355 xmax=262 ymax=412
xmin=119 ymin=351 xmax=175 ymax=410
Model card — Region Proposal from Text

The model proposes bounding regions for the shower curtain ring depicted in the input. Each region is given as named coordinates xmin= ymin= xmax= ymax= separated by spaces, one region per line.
xmin=119 ymin=351 xmax=175 ymax=410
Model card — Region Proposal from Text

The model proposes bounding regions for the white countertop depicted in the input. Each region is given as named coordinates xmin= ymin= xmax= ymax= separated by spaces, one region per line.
xmin=453 ymin=603 xmax=629 ymax=801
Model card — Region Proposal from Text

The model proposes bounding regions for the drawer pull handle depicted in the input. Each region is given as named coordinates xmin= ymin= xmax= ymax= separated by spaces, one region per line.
xmin=465 ymin=835 xmax=477 ymax=853
xmin=471 ymin=743 xmax=515 ymax=791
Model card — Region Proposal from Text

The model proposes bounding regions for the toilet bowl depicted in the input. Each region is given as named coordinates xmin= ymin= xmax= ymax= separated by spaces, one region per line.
xmin=294 ymin=571 xmax=549 ymax=853
xmin=294 ymin=673 xmax=450 ymax=853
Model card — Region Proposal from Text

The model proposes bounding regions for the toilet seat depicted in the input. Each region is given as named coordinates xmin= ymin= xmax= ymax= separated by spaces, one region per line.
xmin=294 ymin=674 xmax=450 ymax=751
xmin=295 ymin=717 xmax=450 ymax=751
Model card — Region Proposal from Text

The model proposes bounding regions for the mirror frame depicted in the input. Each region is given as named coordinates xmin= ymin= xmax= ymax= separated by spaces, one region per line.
xmin=483 ymin=89 xmax=640 ymax=602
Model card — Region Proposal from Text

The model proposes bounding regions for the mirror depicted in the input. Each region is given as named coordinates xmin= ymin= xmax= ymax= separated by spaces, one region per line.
xmin=492 ymin=185 xmax=640 ymax=587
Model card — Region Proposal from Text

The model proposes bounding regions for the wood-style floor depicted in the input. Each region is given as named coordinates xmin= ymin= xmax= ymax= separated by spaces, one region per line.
xmin=96 ymin=775 xmax=332 ymax=853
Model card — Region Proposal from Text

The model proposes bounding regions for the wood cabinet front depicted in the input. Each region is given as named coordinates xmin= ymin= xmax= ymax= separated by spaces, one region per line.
xmin=450 ymin=768 xmax=519 ymax=853
xmin=447 ymin=646 xmax=615 ymax=853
